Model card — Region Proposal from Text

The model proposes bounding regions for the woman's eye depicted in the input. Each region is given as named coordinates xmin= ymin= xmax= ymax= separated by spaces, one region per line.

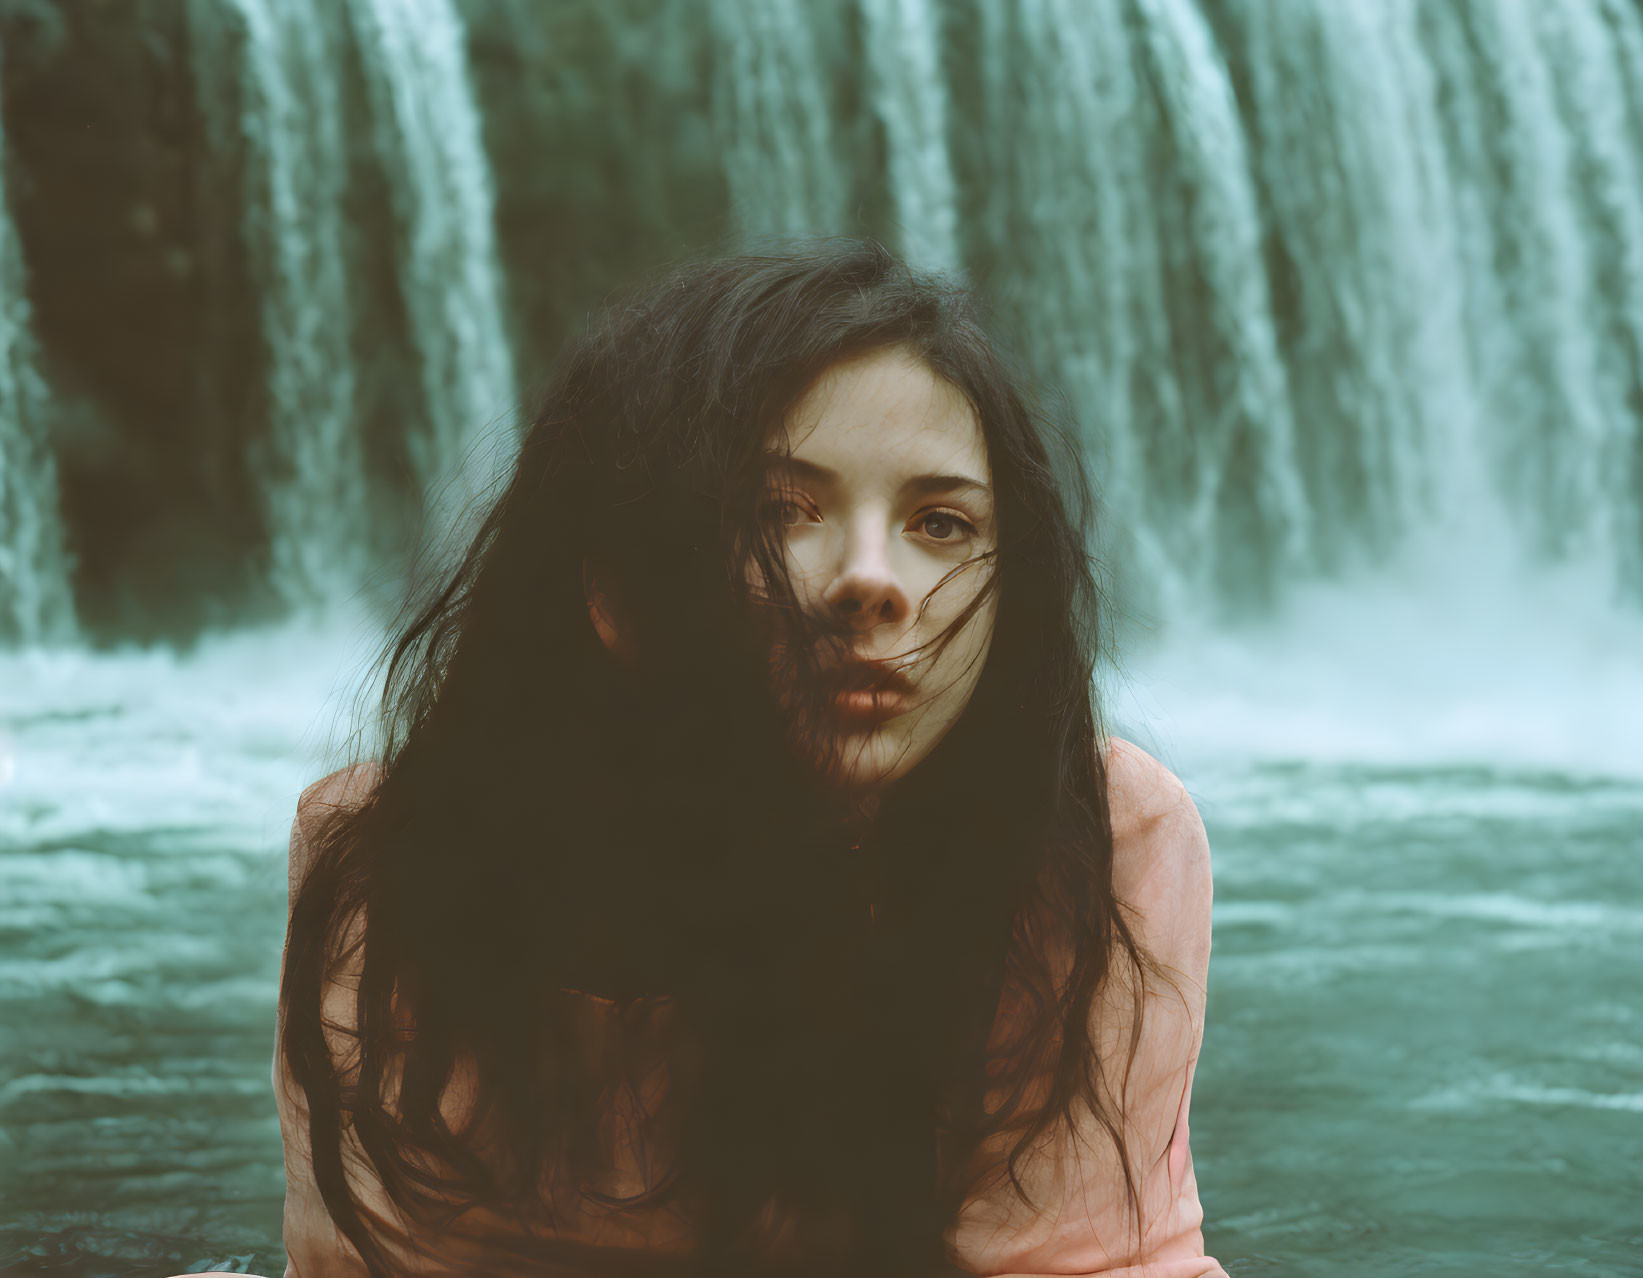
xmin=916 ymin=510 xmax=977 ymax=542
xmin=762 ymin=494 xmax=819 ymax=527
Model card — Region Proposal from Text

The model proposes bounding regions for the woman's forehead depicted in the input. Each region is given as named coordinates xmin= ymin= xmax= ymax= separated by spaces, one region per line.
xmin=773 ymin=347 xmax=989 ymax=482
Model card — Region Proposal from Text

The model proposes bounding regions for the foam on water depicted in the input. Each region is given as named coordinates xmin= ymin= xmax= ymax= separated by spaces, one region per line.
xmin=0 ymin=546 xmax=1637 ymax=1278
xmin=1410 ymin=1074 xmax=1643 ymax=1114
xmin=0 ymin=605 xmax=387 ymax=853
xmin=3 ymin=536 xmax=1637 ymax=856
xmin=1361 ymin=891 xmax=1643 ymax=931
xmin=1108 ymin=516 xmax=1643 ymax=784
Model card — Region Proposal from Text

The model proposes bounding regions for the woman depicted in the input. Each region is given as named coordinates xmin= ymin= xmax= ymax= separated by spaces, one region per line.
xmin=272 ymin=240 xmax=1226 ymax=1278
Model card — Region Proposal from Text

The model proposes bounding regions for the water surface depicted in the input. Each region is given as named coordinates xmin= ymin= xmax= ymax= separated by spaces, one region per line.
xmin=2 ymin=617 xmax=1638 ymax=1276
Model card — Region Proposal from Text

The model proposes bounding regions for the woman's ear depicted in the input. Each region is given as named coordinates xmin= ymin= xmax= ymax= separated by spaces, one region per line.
xmin=582 ymin=560 xmax=633 ymax=658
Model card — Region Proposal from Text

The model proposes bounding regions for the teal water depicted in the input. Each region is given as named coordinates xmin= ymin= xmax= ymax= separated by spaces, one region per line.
xmin=1198 ymin=761 xmax=1642 ymax=1275
xmin=4 ymin=0 xmax=1643 ymax=1272
xmin=2 ymin=599 xmax=1639 ymax=1277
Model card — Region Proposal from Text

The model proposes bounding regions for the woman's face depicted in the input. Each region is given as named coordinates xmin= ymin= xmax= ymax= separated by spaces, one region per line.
xmin=757 ymin=345 xmax=999 ymax=794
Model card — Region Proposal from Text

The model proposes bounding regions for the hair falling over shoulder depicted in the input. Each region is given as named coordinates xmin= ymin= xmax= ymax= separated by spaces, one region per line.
xmin=279 ymin=239 xmax=1172 ymax=1278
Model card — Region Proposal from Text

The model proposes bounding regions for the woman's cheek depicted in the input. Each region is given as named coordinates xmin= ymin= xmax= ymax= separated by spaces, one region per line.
xmin=783 ymin=534 xmax=829 ymax=602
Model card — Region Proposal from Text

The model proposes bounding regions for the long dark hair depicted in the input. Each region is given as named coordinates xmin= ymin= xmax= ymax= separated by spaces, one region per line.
xmin=279 ymin=239 xmax=1166 ymax=1277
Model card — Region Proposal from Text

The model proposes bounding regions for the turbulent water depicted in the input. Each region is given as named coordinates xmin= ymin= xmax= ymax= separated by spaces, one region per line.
xmin=3 ymin=0 xmax=1642 ymax=1273
xmin=2 ymin=564 xmax=1639 ymax=1275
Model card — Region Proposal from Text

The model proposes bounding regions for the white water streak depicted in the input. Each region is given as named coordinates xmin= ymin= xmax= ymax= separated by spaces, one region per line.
xmin=213 ymin=0 xmax=372 ymax=607
xmin=859 ymin=0 xmax=961 ymax=270
xmin=714 ymin=0 xmax=848 ymax=239
xmin=345 ymin=0 xmax=517 ymax=523
xmin=0 ymin=57 xmax=75 ymax=646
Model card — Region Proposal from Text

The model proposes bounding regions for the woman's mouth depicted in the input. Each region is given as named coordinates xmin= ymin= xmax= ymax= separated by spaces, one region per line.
xmin=826 ymin=660 xmax=913 ymax=723
xmin=832 ymin=685 xmax=908 ymax=722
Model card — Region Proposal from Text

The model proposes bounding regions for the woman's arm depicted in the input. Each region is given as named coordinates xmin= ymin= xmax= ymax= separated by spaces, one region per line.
xmin=946 ymin=739 xmax=1229 ymax=1278
xmin=274 ymin=766 xmax=380 ymax=1278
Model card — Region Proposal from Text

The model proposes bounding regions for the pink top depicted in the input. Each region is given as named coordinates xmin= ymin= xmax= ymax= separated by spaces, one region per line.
xmin=274 ymin=738 xmax=1227 ymax=1277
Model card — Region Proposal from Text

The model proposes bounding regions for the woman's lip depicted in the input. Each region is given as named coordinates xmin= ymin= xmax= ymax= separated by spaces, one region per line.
xmin=830 ymin=660 xmax=915 ymax=695
xmin=833 ymin=687 xmax=907 ymax=720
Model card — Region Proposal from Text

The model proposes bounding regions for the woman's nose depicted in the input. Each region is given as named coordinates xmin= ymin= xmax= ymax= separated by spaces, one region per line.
xmin=821 ymin=524 xmax=910 ymax=629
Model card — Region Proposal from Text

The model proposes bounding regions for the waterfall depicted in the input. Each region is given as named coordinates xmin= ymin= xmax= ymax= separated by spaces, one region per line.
xmin=859 ymin=0 xmax=961 ymax=271
xmin=972 ymin=0 xmax=1643 ymax=615
xmin=187 ymin=0 xmax=515 ymax=604
xmin=197 ymin=0 xmax=371 ymax=608
xmin=2 ymin=0 xmax=1641 ymax=640
xmin=0 ymin=63 xmax=75 ymax=647
xmin=1512 ymin=0 xmax=1643 ymax=597
xmin=713 ymin=0 xmax=849 ymax=239
xmin=986 ymin=0 xmax=1158 ymax=583
xmin=343 ymin=0 xmax=516 ymax=527
xmin=984 ymin=0 xmax=1309 ymax=615
xmin=1413 ymin=0 xmax=1643 ymax=602
xmin=1236 ymin=0 xmax=1465 ymax=556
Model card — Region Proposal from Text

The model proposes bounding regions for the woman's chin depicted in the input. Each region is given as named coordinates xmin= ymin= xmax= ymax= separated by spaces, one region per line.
xmin=828 ymin=728 xmax=923 ymax=792
xmin=786 ymin=707 xmax=931 ymax=794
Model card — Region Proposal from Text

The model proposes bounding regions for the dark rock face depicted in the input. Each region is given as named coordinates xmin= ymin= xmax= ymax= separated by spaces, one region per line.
xmin=3 ymin=0 xmax=286 ymax=639
xmin=0 ymin=0 xmax=746 ymax=642
xmin=14 ymin=1 xmax=1636 ymax=643
xmin=459 ymin=0 xmax=730 ymax=384
xmin=2 ymin=0 xmax=275 ymax=640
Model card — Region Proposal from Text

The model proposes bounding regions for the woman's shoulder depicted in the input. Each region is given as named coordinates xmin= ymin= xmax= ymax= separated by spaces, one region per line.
xmin=289 ymin=760 xmax=384 ymax=901
xmin=284 ymin=763 xmax=383 ymax=1049
xmin=1103 ymin=735 xmax=1212 ymax=921
xmin=296 ymin=759 xmax=384 ymax=831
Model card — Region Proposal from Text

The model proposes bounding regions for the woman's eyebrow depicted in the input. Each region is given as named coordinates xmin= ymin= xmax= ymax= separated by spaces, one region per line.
xmin=900 ymin=473 xmax=993 ymax=504
xmin=762 ymin=454 xmax=993 ymax=502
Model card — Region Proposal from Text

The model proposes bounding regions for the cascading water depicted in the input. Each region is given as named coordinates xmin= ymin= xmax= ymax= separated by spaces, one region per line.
xmin=0 ymin=60 xmax=74 ymax=647
xmin=6 ymin=0 xmax=1639 ymax=636
xmin=986 ymin=0 xmax=1311 ymax=617
xmin=1233 ymin=0 xmax=1465 ymax=564
xmin=343 ymin=0 xmax=517 ymax=530
xmin=1409 ymin=0 xmax=1643 ymax=602
xmin=2 ymin=3 xmax=1640 ymax=1274
xmin=714 ymin=0 xmax=849 ymax=239
xmin=180 ymin=0 xmax=516 ymax=608
xmin=194 ymin=0 xmax=371 ymax=609
xmin=858 ymin=0 xmax=961 ymax=271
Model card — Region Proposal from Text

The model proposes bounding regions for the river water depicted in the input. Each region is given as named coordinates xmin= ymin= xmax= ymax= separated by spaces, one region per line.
xmin=5 ymin=0 xmax=1643 ymax=1273
xmin=3 ymin=559 xmax=1638 ymax=1277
